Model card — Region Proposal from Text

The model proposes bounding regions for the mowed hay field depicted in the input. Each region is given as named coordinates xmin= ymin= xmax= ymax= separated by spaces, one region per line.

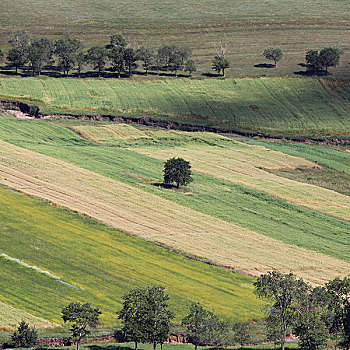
xmin=0 ymin=118 xmax=350 ymax=287
xmin=0 ymin=185 xmax=264 ymax=326
xmin=1 ymin=0 xmax=349 ymax=78
xmin=0 ymin=77 xmax=350 ymax=137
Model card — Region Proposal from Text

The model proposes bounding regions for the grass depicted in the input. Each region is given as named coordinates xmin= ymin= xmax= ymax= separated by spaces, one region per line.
xmin=0 ymin=117 xmax=350 ymax=286
xmin=0 ymin=0 xmax=349 ymax=78
xmin=0 ymin=184 xmax=264 ymax=327
xmin=0 ymin=77 xmax=350 ymax=138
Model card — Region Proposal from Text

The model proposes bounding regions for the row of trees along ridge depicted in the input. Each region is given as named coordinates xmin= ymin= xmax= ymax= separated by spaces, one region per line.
xmin=0 ymin=33 xmax=343 ymax=78
xmin=10 ymin=274 xmax=350 ymax=350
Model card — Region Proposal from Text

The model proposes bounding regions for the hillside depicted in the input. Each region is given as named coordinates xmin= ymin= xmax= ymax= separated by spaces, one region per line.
xmin=0 ymin=117 xmax=349 ymax=289
xmin=1 ymin=77 xmax=350 ymax=138
xmin=1 ymin=0 xmax=349 ymax=77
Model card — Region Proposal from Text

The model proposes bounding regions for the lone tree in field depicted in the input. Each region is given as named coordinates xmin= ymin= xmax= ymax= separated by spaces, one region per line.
xmin=263 ymin=48 xmax=283 ymax=68
xmin=163 ymin=157 xmax=193 ymax=188
xmin=212 ymin=55 xmax=229 ymax=76
xmin=62 ymin=302 xmax=101 ymax=350
xmin=11 ymin=321 xmax=38 ymax=348
xmin=254 ymin=271 xmax=308 ymax=350
xmin=182 ymin=302 xmax=208 ymax=350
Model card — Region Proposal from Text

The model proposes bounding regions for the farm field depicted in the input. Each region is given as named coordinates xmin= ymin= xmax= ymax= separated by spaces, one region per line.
xmin=0 ymin=184 xmax=264 ymax=327
xmin=0 ymin=117 xmax=349 ymax=288
xmin=0 ymin=0 xmax=349 ymax=78
xmin=0 ymin=77 xmax=350 ymax=137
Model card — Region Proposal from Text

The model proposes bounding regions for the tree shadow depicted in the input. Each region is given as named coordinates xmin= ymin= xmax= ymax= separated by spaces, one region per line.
xmin=254 ymin=63 xmax=275 ymax=68
xmin=88 ymin=346 xmax=134 ymax=350
xmin=294 ymin=70 xmax=331 ymax=76
xmin=201 ymin=72 xmax=221 ymax=77
xmin=152 ymin=182 xmax=178 ymax=189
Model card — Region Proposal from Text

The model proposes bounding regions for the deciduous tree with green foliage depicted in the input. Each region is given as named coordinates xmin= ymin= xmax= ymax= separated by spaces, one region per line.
xmin=182 ymin=302 xmax=208 ymax=350
xmin=319 ymin=47 xmax=343 ymax=73
xmin=124 ymin=47 xmax=138 ymax=76
xmin=137 ymin=47 xmax=154 ymax=75
xmin=61 ymin=302 xmax=101 ymax=350
xmin=200 ymin=311 xmax=229 ymax=350
xmin=184 ymin=59 xmax=196 ymax=76
xmin=325 ymin=277 xmax=350 ymax=350
xmin=233 ymin=322 xmax=251 ymax=350
xmin=163 ymin=157 xmax=193 ymax=188
xmin=11 ymin=321 xmax=38 ymax=348
xmin=212 ymin=55 xmax=229 ymax=76
xmin=55 ymin=36 xmax=83 ymax=76
xmin=86 ymin=46 xmax=108 ymax=77
xmin=143 ymin=286 xmax=174 ymax=350
xmin=263 ymin=48 xmax=283 ymax=68
xmin=118 ymin=287 xmax=148 ymax=350
xmin=7 ymin=33 xmax=31 ymax=74
xmin=254 ymin=271 xmax=308 ymax=350
xmin=169 ymin=52 xmax=183 ymax=76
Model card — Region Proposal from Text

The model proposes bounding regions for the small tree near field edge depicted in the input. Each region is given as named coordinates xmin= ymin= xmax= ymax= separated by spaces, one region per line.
xmin=11 ymin=321 xmax=38 ymax=348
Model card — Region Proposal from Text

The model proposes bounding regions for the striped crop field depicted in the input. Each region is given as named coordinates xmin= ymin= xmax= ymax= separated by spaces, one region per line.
xmin=0 ymin=77 xmax=350 ymax=137
xmin=0 ymin=185 xmax=264 ymax=327
xmin=0 ymin=117 xmax=350 ymax=289
xmin=70 ymin=123 xmax=350 ymax=221
xmin=0 ymin=301 xmax=57 ymax=330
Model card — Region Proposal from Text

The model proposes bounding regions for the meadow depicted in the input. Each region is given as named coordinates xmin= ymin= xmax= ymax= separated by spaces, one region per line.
xmin=0 ymin=117 xmax=349 ymax=288
xmin=0 ymin=184 xmax=265 ymax=328
xmin=1 ymin=0 xmax=349 ymax=78
xmin=0 ymin=77 xmax=350 ymax=138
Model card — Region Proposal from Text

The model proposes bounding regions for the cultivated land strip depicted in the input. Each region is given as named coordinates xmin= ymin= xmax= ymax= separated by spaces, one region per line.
xmin=0 ymin=139 xmax=349 ymax=285
xmin=0 ymin=301 xmax=56 ymax=330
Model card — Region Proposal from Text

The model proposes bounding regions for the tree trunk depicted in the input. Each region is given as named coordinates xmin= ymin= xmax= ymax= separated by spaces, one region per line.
xmin=222 ymin=68 xmax=225 ymax=77
xmin=15 ymin=66 xmax=18 ymax=75
xmin=161 ymin=343 xmax=163 ymax=350
xmin=195 ymin=344 xmax=198 ymax=350
xmin=153 ymin=342 xmax=156 ymax=350
xmin=135 ymin=341 xmax=138 ymax=350
xmin=77 ymin=338 xmax=80 ymax=350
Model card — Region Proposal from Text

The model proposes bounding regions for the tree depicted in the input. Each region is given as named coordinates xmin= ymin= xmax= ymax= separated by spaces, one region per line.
xmin=118 ymin=287 xmax=148 ymax=350
xmin=305 ymin=50 xmax=323 ymax=75
xmin=76 ymin=52 xmax=86 ymax=78
xmin=184 ymin=59 xmax=196 ymax=76
xmin=27 ymin=38 xmax=55 ymax=76
xmin=233 ymin=322 xmax=250 ymax=350
xmin=163 ymin=157 xmax=193 ymax=188
xmin=86 ymin=46 xmax=108 ymax=77
xmin=157 ymin=45 xmax=176 ymax=69
xmin=106 ymin=34 xmax=127 ymax=78
xmin=293 ymin=286 xmax=329 ymax=350
xmin=177 ymin=47 xmax=192 ymax=65
xmin=265 ymin=312 xmax=283 ymax=350
xmin=124 ymin=48 xmax=138 ymax=77
xmin=0 ymin=49 xmax=3 ymax=61
xmin=137 ymin=47 xmax=154 ymax=75
xmin=61 ymin=302 xmax=101 ymax=350
xmin=319 ymin=48 xmax=343 ymax=73
xmin=142 ymin=286 xmax=174 ymax=350
xmin=7 ymin=33 xmax=31 ymax=74
xmin=212 ymin=56 xmax=229 ymax=76
xmin=263 ymin=48 xmax=283 ymax=68
xmin=200 ymin=311 xmax=229 ymax=350
xmin=325 ymin=277 xmax=350 ymax=350
xmin=11 ymin=321 xmax=38 ymax=348
xmin=55 ymin=36 xmax=83 ymax=76
xmin=254 ymin=271 xmax=308 ymax=350
xmin=182 ymin=302 xmax=208 ymax=350
xmin=168 ymin=53 xmax=183 ymax=76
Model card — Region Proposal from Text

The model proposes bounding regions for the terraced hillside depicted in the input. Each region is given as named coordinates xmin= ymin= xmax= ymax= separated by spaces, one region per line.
xmin=0 ymin=117 xmax=349 ymax=291
xmin=0 ymin=77 xmax=350 ymax=137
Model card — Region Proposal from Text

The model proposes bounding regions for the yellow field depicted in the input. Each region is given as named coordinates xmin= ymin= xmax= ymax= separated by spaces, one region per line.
xmin=0 ymin=139 xmax=349 ymax=285
xmin=0 ymin=302 xmax=57 ymax=330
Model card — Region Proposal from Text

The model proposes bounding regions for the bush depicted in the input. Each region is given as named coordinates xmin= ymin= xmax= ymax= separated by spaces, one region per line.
xmin=11 ymin=321 xmax=38 ymax=348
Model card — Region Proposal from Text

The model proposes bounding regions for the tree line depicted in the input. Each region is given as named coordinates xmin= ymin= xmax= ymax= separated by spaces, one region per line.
xmin=10 ymin=274 xmax=350 ymax=350
xmin=0 ymin=34 xmax=344 ymax=78
xmin=0 ymin=33 xmax=196 ymax=78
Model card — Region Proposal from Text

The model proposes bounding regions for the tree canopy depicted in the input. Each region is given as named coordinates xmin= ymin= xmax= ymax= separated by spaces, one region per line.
xmin=163 ymin=157 xmax=193 ymax=188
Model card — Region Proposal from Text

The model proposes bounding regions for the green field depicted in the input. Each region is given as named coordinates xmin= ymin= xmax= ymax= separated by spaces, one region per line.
xmin=1 ymin=0 xmax=349 ymax=78
xmin=0 ymin=184 xmax=264 ymax=327
xmin=1 ymin=76 xmax=350 ymax=137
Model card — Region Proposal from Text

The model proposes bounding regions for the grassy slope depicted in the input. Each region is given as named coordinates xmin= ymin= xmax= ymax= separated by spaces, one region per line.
xmin=1 ymin=77 xmax=350 ymax=137
xmin=0 ymin=118 xmax=349 ymax=273
xmin=0 ymin=185 xmax=263 ymax=326
xmin=1 ymin=0 xmax=349 ymax=78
